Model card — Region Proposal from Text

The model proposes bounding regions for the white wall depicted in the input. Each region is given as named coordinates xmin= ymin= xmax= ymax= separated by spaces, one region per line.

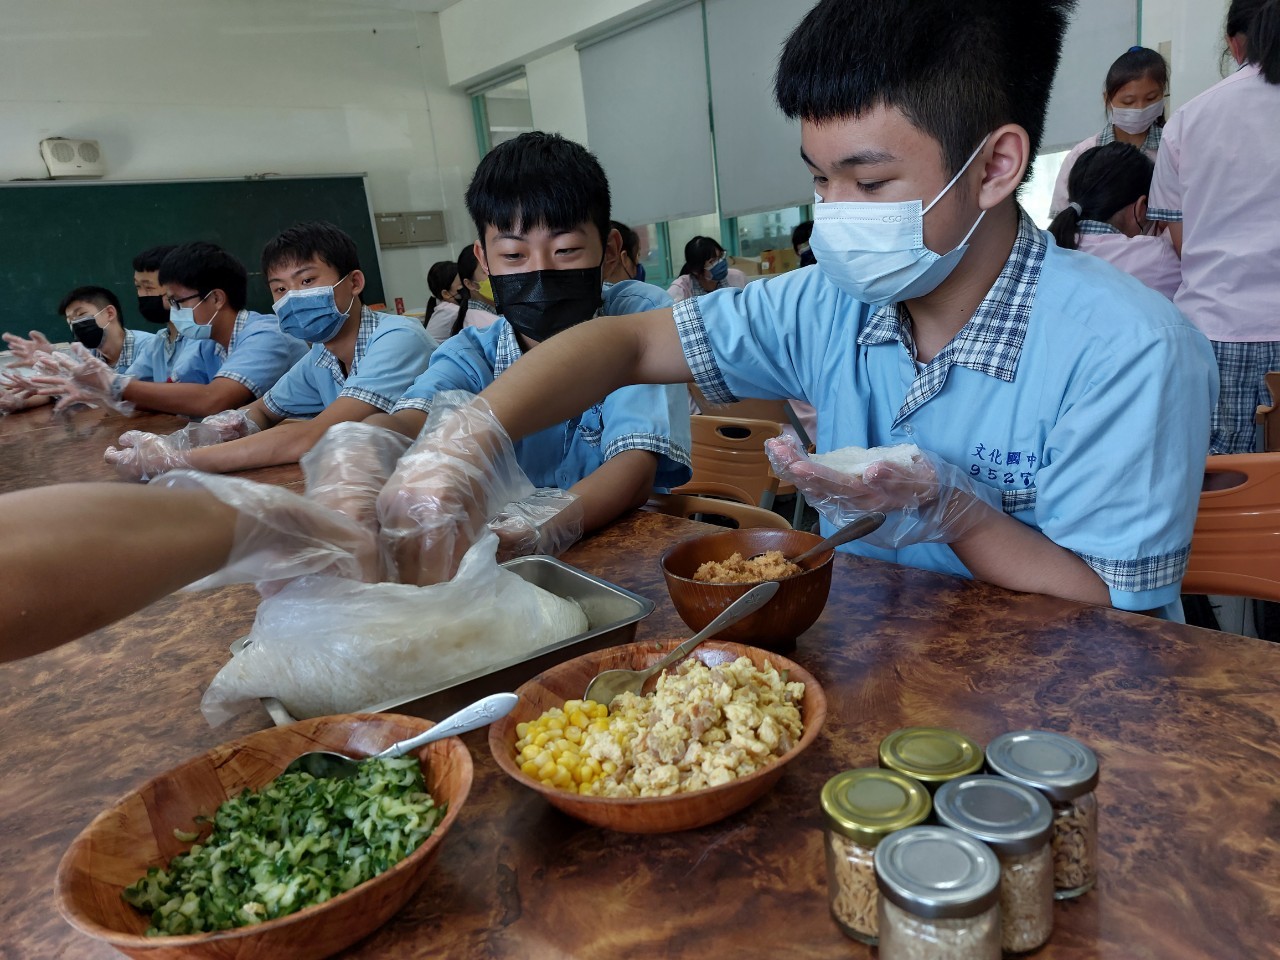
xmin=526 ymin=47 xmax=590 ymax=146
xmin=0 ymin=0 xmax=478 ymax=309
xmin=1141 ymin=0 xmax=1233 ymax=109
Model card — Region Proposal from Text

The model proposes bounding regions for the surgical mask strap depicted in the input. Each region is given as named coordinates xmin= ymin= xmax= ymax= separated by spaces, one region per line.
xmin=335 ymin=272 xmax=357 ymax=316
xmin=921 ymin=135 xmax=992 ymax=216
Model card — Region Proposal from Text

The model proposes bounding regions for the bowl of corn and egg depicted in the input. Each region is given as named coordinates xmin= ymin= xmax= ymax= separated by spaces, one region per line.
xmin=489 ymin=639 xmax=826 ymax=833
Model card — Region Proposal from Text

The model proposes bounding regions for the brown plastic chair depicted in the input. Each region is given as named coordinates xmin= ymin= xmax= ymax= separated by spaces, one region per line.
xmin=646 ymin=494 xmax=792 ymax=530
xmin=1183 ymin=453 xmax=1280 ymax=602
xmin=674 ymin=415 xmax=782 ymax=509
xmin=1253 ymin=372 xmax=1280 ymax=452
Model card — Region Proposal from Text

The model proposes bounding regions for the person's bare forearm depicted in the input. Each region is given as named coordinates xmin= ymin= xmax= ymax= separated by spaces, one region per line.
xmin=950 ymin=501 xmax=1111 ymax=606
xmin=568 ymin=450 xmax=659 ymax=534
xmin=0 ymin=485 xmax=237 ymax=659
xmin=187 ymin=420 xmax=322 ymax=473
xmin=122 ymin=378 xmax=252 ymax=418
xmin=482 ymin=308 xmax=689 ymax=441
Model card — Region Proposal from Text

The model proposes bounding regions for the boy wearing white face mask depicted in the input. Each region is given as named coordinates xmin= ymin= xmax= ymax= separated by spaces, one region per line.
xmin=103 ymin=222 xmax=436 ymax=480
xmin=396 ymin=0 xmax=1216 ymax=620
xmin=1050 ymin=46 xmax=1169 ymax=218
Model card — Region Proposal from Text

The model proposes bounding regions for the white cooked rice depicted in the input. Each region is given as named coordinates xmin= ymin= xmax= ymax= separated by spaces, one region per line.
xmin=809 ymin=443 xmax=921 ymax=477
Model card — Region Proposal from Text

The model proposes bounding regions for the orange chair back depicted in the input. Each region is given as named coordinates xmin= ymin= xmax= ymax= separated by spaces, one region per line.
xmin=1253 ymin=372 xmax=1280 ymax=453
xmin=674 ymin=415 xmax=782 ymax=508
xmin=1184 ymin=453 xmax=1280 ymax=602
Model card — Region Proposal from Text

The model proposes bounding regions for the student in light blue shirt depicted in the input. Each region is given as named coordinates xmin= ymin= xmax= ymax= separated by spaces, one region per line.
xmin=396 ymin=0 xmax=1217 ymax=618
xmin=125 ymin=244 xmax=206 ymax=385
xmin=104 ymin=223 xmax=435 ymax=478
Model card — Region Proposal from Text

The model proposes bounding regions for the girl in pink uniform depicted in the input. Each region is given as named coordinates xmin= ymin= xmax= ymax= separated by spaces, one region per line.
xmin=1048 ymin=142 xmax=1180 ymax=301
xmin=1050 ymin=47 xmax=1168 ymax=218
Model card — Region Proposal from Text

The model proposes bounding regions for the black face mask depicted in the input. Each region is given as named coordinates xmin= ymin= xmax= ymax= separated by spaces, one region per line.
xmin=137 ymin=295 xmax=170 ymax=325
xmin=69 ymin=317 xmax=105 ymax=350
xmin=490 ymin=266 xmax=603 ymax=343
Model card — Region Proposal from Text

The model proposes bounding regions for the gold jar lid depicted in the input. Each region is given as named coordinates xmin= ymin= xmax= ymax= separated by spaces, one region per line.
xmin=821 ymin=768 xmax=932 ymax=846
xmin=879 ymin=727 xmax=984 ymax=785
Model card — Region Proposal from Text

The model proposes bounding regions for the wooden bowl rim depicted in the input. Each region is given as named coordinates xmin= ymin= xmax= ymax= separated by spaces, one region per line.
xmin=659 ymin=529 xmax=835 ymax=585
xmin=488 ymin=640 xmax=828 ymax=810
xmin=55 ymin=712 xmax=473 ymax=948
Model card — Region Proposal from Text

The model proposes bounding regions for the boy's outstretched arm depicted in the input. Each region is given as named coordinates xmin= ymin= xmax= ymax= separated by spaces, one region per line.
xmin=481 ymin=307 xmax=690 ymax=439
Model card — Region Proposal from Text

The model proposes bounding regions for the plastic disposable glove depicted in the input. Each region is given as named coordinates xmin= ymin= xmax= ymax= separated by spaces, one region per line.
xmin=28 ymin=345 xmax=133 ymax=415
xmin=766 ymin=434 xmax=997 ymax=549
xmin=300 ymin=421 xmax=412 ymax=582
xmin=153 ymin=470 xmax=373 ymax=595
xmin=489 ymin=488 xmax=585 ymax=562
xmin=104 ymin=410 xmax=261 ymax=482
xmin=0 ymin=368 xmax=36 ymax=414
xmin=1 ymin=330 xmax=55 ymax=364
xmin=377 ymin=390 xmax=535 ymax=586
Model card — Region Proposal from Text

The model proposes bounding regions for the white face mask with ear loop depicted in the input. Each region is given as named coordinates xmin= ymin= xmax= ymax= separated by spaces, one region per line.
xmin=808 ymin=134 xmax=991 ymax=307
xmin=1109 ymin=98 xmax=1166 ymax=135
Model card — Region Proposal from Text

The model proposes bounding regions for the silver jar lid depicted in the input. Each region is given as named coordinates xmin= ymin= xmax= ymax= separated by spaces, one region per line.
xmin=933 ymin=775 xmax=1053 ymax=856
xmin=874 ymin=826 xmax=1001 ymax=919
xmin=985 ymin=730 xmax=1099 ymax=802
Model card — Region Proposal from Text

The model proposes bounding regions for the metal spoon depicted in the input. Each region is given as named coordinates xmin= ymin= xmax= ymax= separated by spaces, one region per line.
xmin=785 ymin=511 xmax=887 ymax=567
xmin=583 ymin=580 xmax=780 ymax=706
xmin=283 ymin=692 xmax=518 ymax=780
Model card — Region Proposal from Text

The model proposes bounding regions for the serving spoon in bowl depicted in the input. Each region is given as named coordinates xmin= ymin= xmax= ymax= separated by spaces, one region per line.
xmin=764 ymin=511 xmax=887 ymax=567
xmin=284 ymin=692 xmax=518 ymax=780
xmin=583 ymin=580 xmax=780 ymax=706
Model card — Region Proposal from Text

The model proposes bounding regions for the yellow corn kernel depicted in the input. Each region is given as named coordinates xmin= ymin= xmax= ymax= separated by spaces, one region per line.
xmin=519 ymin=743 xmax=539 ymax=761
xmin=552 ymin=764 xmax=573 ymax=787
xmin=533 ymin=731 xmax=552 ymax=748
xmin=565 ymin=725 xmax=583 ymax=744
xmin=515 ymin=721 xmax=530 ymax=739
xmin=545 ymin=716 xmax=565 ymax=731
xmin=560 ymin=751 xmax=580 ymax=771
xmin=520 ymin=760 xmax=539 ymax=777
xmin=589 ymin=718 xmax=610 ymax=733
xmin=533 ymin=750 xmax=553 ymax=769
xmin=602 ymin=760 xmax=618 ymax=775
xmin=577 ymin=763 xmax=595 ymax=783
xmin=570 ymin=710 xmax=590 ymax=729
xmin=553 ymin=738 xmax=571 ymax=753
xmin=537 ymin=760 xmax=558 ymax=780
xmin=592 ymin=703 xmax=609 ymax=719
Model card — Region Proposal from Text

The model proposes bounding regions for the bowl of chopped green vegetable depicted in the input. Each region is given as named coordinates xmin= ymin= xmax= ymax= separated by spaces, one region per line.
xmin=55 ymin=712 xmax=472 ymax=960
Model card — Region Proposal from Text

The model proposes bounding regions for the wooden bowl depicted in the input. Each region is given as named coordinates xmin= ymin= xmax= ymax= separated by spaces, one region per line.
xmin=661 ymin=528 xmax=834 ymax=651
xmin=489 ymin=639 xmax=826 ymax=833
xmin=55 ymin=713 xmax=473 ymax=960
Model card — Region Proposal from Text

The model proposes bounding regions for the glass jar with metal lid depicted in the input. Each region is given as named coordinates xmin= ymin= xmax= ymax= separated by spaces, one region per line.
xmin=874 ymin=825 xmax=1002 ymax=960
xmin=821 ymin=768 xmax=931 ymax=944
xmin=878 ymin=727 xmax=984 ymax=791
xmin=985 ymin=729 xmax=1099 ymax=900
xmin=934 ymin=775 xmax=1055 ymax=954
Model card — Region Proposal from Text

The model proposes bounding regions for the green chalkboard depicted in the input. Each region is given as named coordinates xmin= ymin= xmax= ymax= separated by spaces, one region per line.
xmin=0 ymin=175 xmax=384 ymax=340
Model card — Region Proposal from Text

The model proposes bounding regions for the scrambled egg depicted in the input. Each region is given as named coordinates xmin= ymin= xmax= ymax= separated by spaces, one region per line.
xmin=693 ymin=550 xmax=801 ymax=584
xmin=581 ymin=656 xmax=805 ymax=797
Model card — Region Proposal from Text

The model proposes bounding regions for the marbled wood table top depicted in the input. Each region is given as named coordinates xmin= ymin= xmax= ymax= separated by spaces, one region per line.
xmin=2 ymin=508 xmax=1278 ymax=958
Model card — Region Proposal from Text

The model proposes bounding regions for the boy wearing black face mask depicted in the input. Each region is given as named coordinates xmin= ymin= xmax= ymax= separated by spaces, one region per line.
xmin=366 ymin=131 xmax=691 ymax=542
xmin=58 ymin=286 xmax=154 ymax=373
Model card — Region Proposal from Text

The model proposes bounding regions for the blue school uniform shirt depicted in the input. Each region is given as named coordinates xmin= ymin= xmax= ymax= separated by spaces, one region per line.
xmin=168 ymin=310 xmax=306 ymax=398
xmin=99 ymin=328 xmax=154 ymax=375
xmin=261 ymin=308 xmax=437 ymax=418
xmin=394 ymin=280 xmax=692 ymax=491
xmin=123 ymin=329 xmax=204 ymax=383
xmin=676 ymin=210 xmax=1217 ymax=618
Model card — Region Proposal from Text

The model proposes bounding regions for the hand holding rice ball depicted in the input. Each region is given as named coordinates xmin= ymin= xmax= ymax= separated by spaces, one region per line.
xmin=764 ymin=435 xmax=995 ymax=548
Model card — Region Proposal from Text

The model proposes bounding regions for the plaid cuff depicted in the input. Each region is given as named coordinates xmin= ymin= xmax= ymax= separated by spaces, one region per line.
xmin=339 ymin=384 xmax=396 ymax=413
xmin=604 ymin=431 xmax=693 ymax=470
xmin=1001 ymin=488 xmax=1038 ymax=514
xmin=1076 ymin=546 xmax=1190 ymax=593
xmin=391 ymin=395 xmax=432 ymax=414
xmin=214 ymin=370 xmax=266 ymax=398
xmin=260 ymin=390 xmax=292 ymax=419
xmin=672 ymin=297 xmax=737 ymax=405
xmin=1147 ymin=207 xmax=1183 ymax=223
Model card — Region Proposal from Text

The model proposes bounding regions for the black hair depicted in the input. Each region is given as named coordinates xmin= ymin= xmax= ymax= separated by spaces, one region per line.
xmin=261 ymin=220 xmax=360 ymax=281
xmin=425 ymin=260 xmax=458 ymax=321
xmin=1228 ymin=0 xmax=1280 ymax=83
xmin=465 ymin=131 xmax=612 ymax=250
xmin=131 ymin=245 xmax=176 ymax=274
xmin=1104 ymin=47 xmax=1169 ymax=106
xmin=1047 ymin=142 xmax=1153 ymax=250
xmin=159 ymin=241 xmax=248 ymax=311
xmin=791 ymin=220 xmax=813 ymax=253
xmin=58 ymin=285 xmax=122 ymax=319
xmin=611 ymin=221 xmax=640 ymax=262
xmin=450 ymin=245 xmax=482 ymax=337
xmin=775 ymin=0 xmax=1076 ymax=176
xmin=678 ymin=236 xmax=725 ymax=278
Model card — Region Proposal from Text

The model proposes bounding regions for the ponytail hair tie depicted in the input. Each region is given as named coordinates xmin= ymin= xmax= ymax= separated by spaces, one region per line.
xmin=1128 ymin=45 xmax=1143 ymax=52
xmin=1068 ymin=201 xmax=1084 ymax=216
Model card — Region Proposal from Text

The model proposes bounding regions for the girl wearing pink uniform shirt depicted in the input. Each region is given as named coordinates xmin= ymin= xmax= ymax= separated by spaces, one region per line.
xmin=1148 ymin=0 xmax=1280 ymax=454
xmin=1050 ymin=47 xmax=1168 ymax=218
xmin=1048 ymin=142 xmax=1180 ymax=301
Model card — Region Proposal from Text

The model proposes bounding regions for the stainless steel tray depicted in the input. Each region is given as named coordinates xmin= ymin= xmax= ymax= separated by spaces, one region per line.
xmin=246 ymin=556 xmax=654 ymax=726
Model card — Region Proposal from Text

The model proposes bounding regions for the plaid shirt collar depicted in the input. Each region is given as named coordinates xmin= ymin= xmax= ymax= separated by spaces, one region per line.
xmin=857 ymin=207 xmax=1047 ymax=425
xmin=1077 ymin=219 xmax=1123 ymax=236
xmin=114 ymin=328 xmax=140 ymax=370
xmin=215 ymin=310 xmax=251 ymax=362
xmin=314 ymin=306 xmax=379 ymax=385
xmin=1098 ymin=120 xmax=1163 ymax=155
xmin=494 ymin=319 xmax=522 ymax=377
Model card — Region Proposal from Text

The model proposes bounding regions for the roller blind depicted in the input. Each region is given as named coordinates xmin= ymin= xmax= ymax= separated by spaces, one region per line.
xmin=704 ymin=0 xmax=811 ymax=218
xmin=1042 ymin=0 xmax=1140 ymax=152
xmin=580 ymin=3 xmax=716 ymax=226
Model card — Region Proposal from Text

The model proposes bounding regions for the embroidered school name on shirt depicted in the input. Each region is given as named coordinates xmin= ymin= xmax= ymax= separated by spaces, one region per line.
xmin=969 ymin=443 xmax=1037 ymax=488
